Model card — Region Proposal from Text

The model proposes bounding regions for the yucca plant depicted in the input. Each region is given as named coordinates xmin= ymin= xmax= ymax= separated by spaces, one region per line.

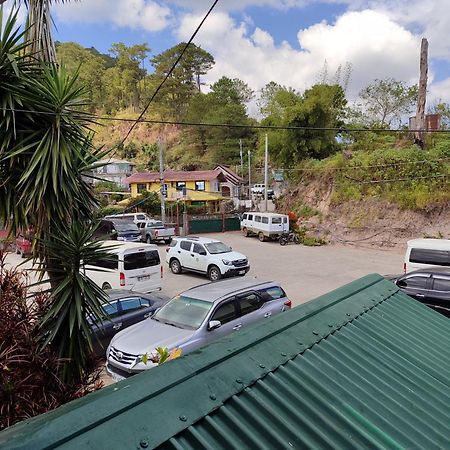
xmin=33 ymin=222 xmax=116 ymax=382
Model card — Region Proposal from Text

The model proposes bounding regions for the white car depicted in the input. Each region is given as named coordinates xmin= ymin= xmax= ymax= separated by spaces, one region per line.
xmin=166 ymin=236 xmax=250 ymax=281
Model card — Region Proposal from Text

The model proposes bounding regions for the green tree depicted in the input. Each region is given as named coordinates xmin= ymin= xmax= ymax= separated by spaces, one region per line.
xmin=357 ymin=78 xmax=418 ymax=127
xmin=258 ymin=82 xmax=298 ymax=118
xmin=263 ymin=84 xmax=347 ymax=165
xmin=151 ymin=42 xmax=214 ymax=118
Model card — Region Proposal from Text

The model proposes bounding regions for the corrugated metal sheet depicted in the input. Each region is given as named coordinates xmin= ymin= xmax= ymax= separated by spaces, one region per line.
xmin=2 ymin=274 xmax=450 ymax=449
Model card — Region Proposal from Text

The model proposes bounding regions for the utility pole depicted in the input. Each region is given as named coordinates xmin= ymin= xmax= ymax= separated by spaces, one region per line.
xmin=239 ymin=139 xmax=244 ymax=200
xmin=264 ymin=133 xmax=268 ymax=212
xmin=158 ymin=137 xmax=166 ymax=223
xmin=248 ymin=149 xmax=251 ymax=200
xmin=414 ymin=38 xmax=428 ymax=149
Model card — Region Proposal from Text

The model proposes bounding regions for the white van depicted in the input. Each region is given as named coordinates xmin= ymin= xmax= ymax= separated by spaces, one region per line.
xmin=85 ymin=241 xmax=162 ymax=292
xmin=241 ymin=212 xmax=289 ymax=242
xmin=404 ymin=238 xmax=450 ymax=273
xmin=104 ymin=213 xmax=151 ymax=225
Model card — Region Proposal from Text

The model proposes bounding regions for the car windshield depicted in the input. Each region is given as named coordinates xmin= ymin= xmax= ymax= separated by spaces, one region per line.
xmin=204 ymin=242 xmax=231 ymax=254
xmin=113 ymin=222 xmax=138 ymax=232
xmin=153 ymin=295 xmax=211 ymax=330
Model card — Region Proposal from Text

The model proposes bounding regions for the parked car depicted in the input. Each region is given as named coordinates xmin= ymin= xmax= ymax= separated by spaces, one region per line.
xmin=250 ymin=184 xmax=274 ymax=198
xmin=166 ymin=236 xmax=250 ymax=281
xmin=104 ymin=213 xmax=151 ymax=226
xmin=85 ymin=241 xmax=163 ymax=292
xmin=90 ymin=290 xmax=169 ymax=356
xmin=404 ymin=238 xmax=450 ymax=273
xmin=138 ymin=220 xmax=175 ymax=244
xmin=386 ymin=268 xmax=450 ymax=318
xmin=106 ymin=278 xmax=291 ymax=381
xmin=241 ymin=212 xmax=289 ymax=242
xmin=94 ymin=219 xmax=141 ymax=242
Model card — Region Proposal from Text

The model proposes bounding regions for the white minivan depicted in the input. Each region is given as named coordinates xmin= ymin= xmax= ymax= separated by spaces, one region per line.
xmin=404 ymin=238 xmax=450 ymax=273
xmin=85 ymin=241 xmax=162 ymax=292
xmin=241 ymin=212 xmax=289 ymax=242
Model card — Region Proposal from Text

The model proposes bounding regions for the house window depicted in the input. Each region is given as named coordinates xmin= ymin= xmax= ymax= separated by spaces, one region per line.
xmin=195 ymin=181 xmax=205 ymax=191
xmin=137 ymin=183 xmax=146 ymax=193
xmin=176 ymin=181 xmax=186 ymax=191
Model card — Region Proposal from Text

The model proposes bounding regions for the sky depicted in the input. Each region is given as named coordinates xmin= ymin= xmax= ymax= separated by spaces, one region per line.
xmin=23 ymin=1 xmax=450 ymax=113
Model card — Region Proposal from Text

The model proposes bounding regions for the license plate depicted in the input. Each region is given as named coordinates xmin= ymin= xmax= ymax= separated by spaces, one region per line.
xmin=238 ymin=270 xmax=245 ymax=275
xmin=138 ymin=275 xmax=150 ymax=282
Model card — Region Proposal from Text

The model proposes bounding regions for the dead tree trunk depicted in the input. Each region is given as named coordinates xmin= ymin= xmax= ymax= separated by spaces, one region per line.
xmin=414 ymin=38 xmax=428 ymax=149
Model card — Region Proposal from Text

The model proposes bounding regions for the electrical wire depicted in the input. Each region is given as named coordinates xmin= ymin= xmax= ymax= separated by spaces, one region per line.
xmin=344 ymin=173 xmax=450 ymax=184
xmin=118 ymin=0 xmax=220 ymax=145
xmin=4 ymin=107 xmax=450 ymax=134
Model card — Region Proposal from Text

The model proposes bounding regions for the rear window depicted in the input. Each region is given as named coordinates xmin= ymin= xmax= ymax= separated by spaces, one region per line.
xmin=433 ymin=277 xmax=450 ymax=292
xmin=169 ymin=240 xmax=177 ymax=248
xmin=124 ymin=251 xmax=160 ymax=270
xmin=91 ymin=255 xmax=119 ymax=270
xmin=258 ymin=286 xmax=286 ymax=301
xmin=271 ymin=217 xmax=282 ymax=224
xmin=180 ymin=241 xmax=192 ymax=251
xmin=409 ymin=248 xmax=450 ymax=266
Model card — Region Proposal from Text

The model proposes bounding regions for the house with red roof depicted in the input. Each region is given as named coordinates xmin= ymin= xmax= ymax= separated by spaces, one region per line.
xmin=124 ymin=166 xmax=243 ymax=210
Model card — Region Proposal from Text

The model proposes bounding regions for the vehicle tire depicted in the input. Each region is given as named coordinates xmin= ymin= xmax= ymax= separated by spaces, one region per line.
xmin=279 ymin=237 xmax=287 ymax=246
xmin=146 ymin=235 xmax=152 ymax=244
xmin=170 ymin=258 xmax=182 ymax=274
xmin=102 ymin=282 xmax=112 ymax=290
xmin=243 ymin=227 xmax=249 ymax=237
xmin=258 ymin=232 xmax=266 ymax=242
xmin=208 ymin=265 xmax=222 ymax=281
xmin=293 ymin=234 xmax=300 ymax=244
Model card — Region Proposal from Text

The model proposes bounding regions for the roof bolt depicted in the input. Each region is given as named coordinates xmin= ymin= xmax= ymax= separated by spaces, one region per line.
xmin=312 ymin=330 xmax=319 ymax=335
xmin=346 ymin=313 xmax=351 ymax=317
xmin=259 ymin=364 xmax=265 ymax=368
xmin=179 ymin=415 xmax=187 ymax=422
xmin=236 ymin=378 xmax=243 ymax=384
xmin=209 ymin=394 xmax=217 ymax=400
xmin=281 ymin=352 xmax=287 ymax=356
xmin=140 ymin=440 xmax=149 ymax=448
xmin=328 ymin=323 xmax=333 ymax=327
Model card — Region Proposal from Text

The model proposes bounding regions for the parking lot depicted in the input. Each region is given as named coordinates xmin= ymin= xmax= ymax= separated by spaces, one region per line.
xmin=4 ymin=231 xmax=404 ymax=306
xmin=157 ymin=231 xmax=403 ymax=305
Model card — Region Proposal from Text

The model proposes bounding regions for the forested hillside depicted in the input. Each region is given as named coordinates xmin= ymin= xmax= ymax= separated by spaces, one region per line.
xmin=56 ymin=41 xmax=450 ymax=230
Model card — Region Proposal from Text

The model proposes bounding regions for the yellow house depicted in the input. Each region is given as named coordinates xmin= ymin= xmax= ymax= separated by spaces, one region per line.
xmin=124 ymin=168 xmax=241 ymax=210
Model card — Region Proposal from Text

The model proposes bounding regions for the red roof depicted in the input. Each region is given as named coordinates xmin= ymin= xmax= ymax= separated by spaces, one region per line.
xmin=125 ymin=169 xmax=226 ymax=184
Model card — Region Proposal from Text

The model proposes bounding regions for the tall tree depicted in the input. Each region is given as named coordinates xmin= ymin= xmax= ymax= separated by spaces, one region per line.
xmin=151 ymin=42 xmax=214 ymax=118
xmin=357 ymin=78 xmax=418 ymax=127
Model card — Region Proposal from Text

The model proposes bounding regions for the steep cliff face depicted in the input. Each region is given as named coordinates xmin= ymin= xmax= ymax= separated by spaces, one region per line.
xmin=277 ymin=177 xmax=450 ymax=249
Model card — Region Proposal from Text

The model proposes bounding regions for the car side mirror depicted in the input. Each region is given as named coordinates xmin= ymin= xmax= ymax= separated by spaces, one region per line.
xmin=208 ymin=320 xmax=221 ymax=331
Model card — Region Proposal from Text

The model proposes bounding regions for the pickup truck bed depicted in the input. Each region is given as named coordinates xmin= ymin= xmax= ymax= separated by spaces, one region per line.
xmin=139 ymin=220 xmax=175 ymax=244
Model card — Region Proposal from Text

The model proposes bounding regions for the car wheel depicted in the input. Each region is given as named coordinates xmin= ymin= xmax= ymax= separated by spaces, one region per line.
xmin=258 ymin=232 xmax=266 ymax=242
xmin=102 ymin=282 xmax=112 ymax=290
xmin=170 ymin=258 xmax=182 ymax=274
xmin=146 ymin=235 xmax=152 ymax=244
xmin=208 ymin=265 xmax=222 ymax=281
xmin=293 ymin=234 xmax=300 ymax=244
xmin=279 ymin=237 xmax=287 ymax=246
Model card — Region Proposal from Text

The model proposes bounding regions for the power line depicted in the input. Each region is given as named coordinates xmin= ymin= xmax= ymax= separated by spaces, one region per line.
xmin=6 ymin=107 xmax=450 ymax=134
xmin=118 ymin=0 xmax=220 ymax=145
xmin=344 ymin=173 xmax=450 ymax=184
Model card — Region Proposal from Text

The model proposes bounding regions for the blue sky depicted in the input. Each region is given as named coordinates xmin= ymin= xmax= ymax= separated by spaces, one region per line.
xmin=47 ymin=0 xmax=450 ymax=107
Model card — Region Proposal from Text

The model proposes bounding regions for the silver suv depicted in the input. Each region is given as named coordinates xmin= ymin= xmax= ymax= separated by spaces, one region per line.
xmin=106 ymin=278 xmax=291 ymax=381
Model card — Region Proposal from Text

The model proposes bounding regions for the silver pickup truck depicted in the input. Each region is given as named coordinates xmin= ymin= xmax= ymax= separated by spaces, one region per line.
xmin=138 ymin=220 xmax=175 ymax=244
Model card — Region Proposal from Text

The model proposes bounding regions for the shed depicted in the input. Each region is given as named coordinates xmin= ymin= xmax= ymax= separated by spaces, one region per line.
xmin=2 ymin=274 xmax=450 ymax=449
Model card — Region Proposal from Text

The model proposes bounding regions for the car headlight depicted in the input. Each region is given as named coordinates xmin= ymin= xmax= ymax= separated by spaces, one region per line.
xmin=222 ymin=259 xmax=232 ymax=265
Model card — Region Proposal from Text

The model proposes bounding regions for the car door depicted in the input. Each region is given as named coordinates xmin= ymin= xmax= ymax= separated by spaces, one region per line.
xmin=119 ymin=296 xmax=154 ymax=328
xmin=93 ymin=300 xmax=122 ymax=355
xmin=190 ymin=243 xmax=208 ymax=273
xmin=205 ymin=297 xmax=240 ymax=343
xmin=396 ymin=274 xmax=431 ymax=303
xmin=179 ymin=240 xmax=194 ymax=268
xmin=427 ymin=276 xmax=450 ymax=317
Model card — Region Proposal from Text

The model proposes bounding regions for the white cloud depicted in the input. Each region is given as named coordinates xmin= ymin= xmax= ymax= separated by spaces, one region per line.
xmin=429 ymin=77 xmax=450 ymax=108
xmin=176 ymin=9 xmax=420 ymax=105
xmin=54 ymin=0 xmax=171 ymax=32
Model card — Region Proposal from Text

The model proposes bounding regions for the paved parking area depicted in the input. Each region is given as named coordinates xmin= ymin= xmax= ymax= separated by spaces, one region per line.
xmin=158 ymin=231 xmax=403 ymax=306
xmin=3 ymin=232 xmax=404 ymax=306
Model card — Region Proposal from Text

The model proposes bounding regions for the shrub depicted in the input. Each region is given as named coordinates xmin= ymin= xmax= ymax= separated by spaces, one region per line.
xmin=0 ymin=252 xmax=103 ymax=430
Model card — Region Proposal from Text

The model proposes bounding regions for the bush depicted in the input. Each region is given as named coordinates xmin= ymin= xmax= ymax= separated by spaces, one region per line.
xmin=0 ymin=253 xmax=103 ymax=430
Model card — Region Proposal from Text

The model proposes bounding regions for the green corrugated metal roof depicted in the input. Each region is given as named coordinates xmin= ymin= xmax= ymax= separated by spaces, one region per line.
xmin=2 ymin=274 xmax=450 ymax=449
